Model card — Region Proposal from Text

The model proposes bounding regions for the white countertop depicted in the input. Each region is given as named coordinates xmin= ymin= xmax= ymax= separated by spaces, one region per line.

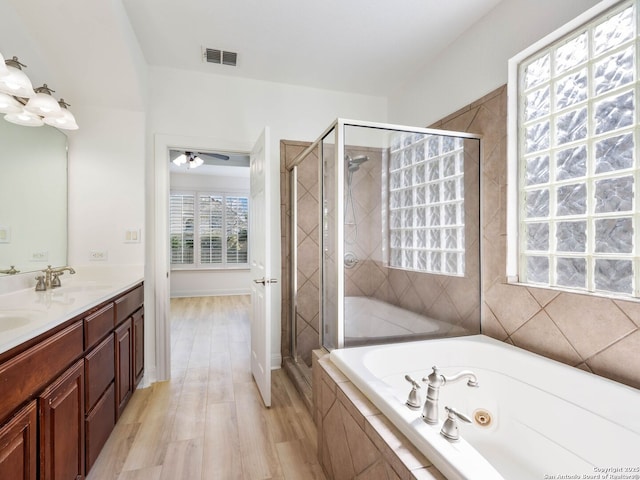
xmin=0 ymin=265 xmax=144 ymax=355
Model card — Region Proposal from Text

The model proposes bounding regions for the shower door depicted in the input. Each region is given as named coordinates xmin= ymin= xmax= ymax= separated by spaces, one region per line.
xmin=290 ymin=145 xmax=322 ymax=376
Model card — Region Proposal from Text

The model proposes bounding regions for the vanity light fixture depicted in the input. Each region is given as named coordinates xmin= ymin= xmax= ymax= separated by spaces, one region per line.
xmin=172 ymin=151 xmax=204 ymax=169
xmin=0 ymin=53 xmax=78 ymax=130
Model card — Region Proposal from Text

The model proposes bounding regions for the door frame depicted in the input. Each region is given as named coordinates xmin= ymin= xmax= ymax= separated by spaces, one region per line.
xmin=151 ymin=133 xmax=252 ymax=381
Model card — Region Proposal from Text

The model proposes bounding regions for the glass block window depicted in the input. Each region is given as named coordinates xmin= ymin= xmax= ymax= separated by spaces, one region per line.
xmin=170 ymin=191 xmax=249 ymax=268
xmin=517 ymin=0 xmax=640 ymax=297
xmin=388 ymin=132 xmax=465 ymax=275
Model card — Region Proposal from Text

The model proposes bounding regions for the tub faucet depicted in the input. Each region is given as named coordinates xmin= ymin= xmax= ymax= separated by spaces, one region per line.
xmin=421 ymin=366 xmax=479 ymax=425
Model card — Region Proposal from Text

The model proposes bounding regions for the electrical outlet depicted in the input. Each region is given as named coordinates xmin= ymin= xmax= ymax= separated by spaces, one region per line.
xmin=89 ymin=250 xmax=108 ymax=261
xmin=31 ymin=251 xmax=49 ymax=262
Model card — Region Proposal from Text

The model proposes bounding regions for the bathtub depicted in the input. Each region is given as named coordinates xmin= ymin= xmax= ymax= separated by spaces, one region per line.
xmin=330 ymin=335 xmax=640 ymax=480
xmin=344 ymin=296 xmax=465 ymax=345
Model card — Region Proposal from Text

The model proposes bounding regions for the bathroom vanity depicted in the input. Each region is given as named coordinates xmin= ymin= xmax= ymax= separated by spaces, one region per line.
xmin=0 ymin=272 xmax=144 ymax=479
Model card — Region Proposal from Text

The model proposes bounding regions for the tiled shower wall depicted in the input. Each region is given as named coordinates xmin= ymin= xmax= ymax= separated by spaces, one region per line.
xmin=435 ymin=85 xmax=640 ymax=390
xmin=282 ymin=87 xmax=640 ymax=390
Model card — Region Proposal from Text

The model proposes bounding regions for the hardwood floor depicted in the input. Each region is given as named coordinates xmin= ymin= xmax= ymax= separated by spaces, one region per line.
xmin=87 ymin=295 xmax=326 ymax=480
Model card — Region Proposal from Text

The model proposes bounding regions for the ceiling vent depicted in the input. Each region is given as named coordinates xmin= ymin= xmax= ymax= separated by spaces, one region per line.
xmin=204 ymin=48 xmax=237 ymax=67
xmin=222 ymin=51 xmax=237 ymax=66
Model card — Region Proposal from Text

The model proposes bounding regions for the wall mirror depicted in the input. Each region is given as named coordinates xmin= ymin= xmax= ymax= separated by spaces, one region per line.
xmin=0 ymin=120 xmax=67 ymax=276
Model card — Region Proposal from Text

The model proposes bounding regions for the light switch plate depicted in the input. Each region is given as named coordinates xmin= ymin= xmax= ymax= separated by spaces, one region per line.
xmin=124 ymin=229 xmax=141 ymax=243
xmin=0 ymin=226 xmax=10 ymax=243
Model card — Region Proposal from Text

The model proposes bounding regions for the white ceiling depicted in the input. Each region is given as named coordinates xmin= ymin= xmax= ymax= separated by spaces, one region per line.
xmin=121 ymin=0 xmax=504 ymax=97
xmin=3 ymin=0 xmax=504 ymax=110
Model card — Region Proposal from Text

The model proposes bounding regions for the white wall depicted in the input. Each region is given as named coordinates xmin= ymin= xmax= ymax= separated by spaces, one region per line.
xmin=169 ymin=170 xmax=251 ymax=297
xmin=147 ymin=66 xmax=387 ymax=370
xmin=67 ymin=106 xmax=145 ymax=267
xmin=388 ymin=0 xmax=601 ymax=126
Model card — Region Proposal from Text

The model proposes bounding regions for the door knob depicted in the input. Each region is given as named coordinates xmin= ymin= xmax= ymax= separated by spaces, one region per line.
xmin=253 ymin=278 xmax=278 ymax=285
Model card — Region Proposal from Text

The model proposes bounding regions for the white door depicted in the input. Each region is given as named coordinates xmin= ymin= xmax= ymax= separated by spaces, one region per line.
xmin=249 ymin=127 xmax=273 ymax=407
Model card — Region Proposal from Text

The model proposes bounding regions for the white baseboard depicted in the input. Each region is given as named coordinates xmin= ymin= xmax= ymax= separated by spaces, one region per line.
xmin=170 ymin=288 xmax=251 ymax=298
xmin=271 ymin=353 xmax=282 ymax=370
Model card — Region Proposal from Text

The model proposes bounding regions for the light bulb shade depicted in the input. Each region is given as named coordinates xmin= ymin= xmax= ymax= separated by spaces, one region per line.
xmin=0 ymin=53 xmax=9 ymax=77
xmin=0 ymin=64 xmax=35 ymax=98
xmin=25 ymin=91 xmax=62 ymax=117
xmin=5 ymin=109 xmax=44 ymax=127
xmin=188 ymin=156 xmax=203 ymax=169
xmin=43 ymin=107 xmax=78 ymax=130
xmin=172 ymin=153 xmax=187 ymax=166
xmin=0 ymin=92 xmax=22 ymax=113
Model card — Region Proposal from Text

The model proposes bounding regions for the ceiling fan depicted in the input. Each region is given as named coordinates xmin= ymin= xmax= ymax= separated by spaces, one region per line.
xmin=170 ymin=150 xmax=230 ymax=169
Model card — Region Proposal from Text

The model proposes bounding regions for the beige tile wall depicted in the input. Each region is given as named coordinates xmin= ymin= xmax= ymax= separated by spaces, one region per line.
xmin=433 ymin=86 xmax=640 ymax=390
xmin=283 ymin=87 xmax=640 ymax=391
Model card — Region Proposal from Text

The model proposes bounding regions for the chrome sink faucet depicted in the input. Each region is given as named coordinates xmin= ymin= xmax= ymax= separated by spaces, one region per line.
xmin=421 ymin=366 xmax=479 ymax=424
xmin=41 ymin=265 xmax=76 ymax=290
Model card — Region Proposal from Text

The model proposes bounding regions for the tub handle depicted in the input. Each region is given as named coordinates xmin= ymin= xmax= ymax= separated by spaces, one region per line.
xmin=404 ymin=375 xmax=422 ymax=410
xmin=404 ymin=374 xmax=421 ymax=389
xmin=440 ymin=406 xmax=472 ymax=442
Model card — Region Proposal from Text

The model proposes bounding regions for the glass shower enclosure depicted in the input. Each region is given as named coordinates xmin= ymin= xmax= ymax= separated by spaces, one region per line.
xmin=289 ymin=118 xmax=482 ymax=372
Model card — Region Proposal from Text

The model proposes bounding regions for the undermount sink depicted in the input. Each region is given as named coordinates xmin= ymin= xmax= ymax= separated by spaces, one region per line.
xmin=0 ymin=309 xmax=43 ymax=331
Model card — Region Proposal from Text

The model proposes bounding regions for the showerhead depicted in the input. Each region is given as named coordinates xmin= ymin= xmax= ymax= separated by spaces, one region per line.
xmin=346 ymin=154 xmax=369 ymax=172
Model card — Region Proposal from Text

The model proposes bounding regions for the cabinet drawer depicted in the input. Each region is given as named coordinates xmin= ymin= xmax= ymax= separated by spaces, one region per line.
xmin=85 ymin=382 xmax=115 ymax=474
xmin=84 ymin=303 xmax=114 ymax=350
xmin=0 ymin=321 xmax=83 ymax=424
xmin=85 ymin=335 xmax=115 ymax=414
xmin=115 ymin=285 xmax=143 ymax=326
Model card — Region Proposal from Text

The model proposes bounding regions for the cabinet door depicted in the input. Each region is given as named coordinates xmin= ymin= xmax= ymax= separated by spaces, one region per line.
xmin=39 ymin=358 xmax=85 ymax=480
xmin=115 ymin=318 xmax=132 ymax=419
xmin=0 ymin=400 xmax=37 ymax=480
xmin=132 ymin=309 xmax=144 ymax=387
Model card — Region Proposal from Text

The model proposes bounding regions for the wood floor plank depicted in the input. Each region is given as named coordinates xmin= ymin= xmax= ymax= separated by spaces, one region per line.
xmin=276 ymin=440 xmax=327 ymax=480
xmin=159 ymin=438 xmax=204 ymax=480
xmin=87 ymin=295 xmax=325 ymax=480
xmin=203 ymin=402 xmax=244 ymax=479
xmin=117 ymin=465 xmax=163 ymax=480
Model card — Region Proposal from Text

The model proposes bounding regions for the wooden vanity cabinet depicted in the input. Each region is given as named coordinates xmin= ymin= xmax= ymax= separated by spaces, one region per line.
xmin=115 ymin=318 xmax=133 ymax=420
xmin=39 ymin=358 xmax=85 ymax=480
xmin=133 ymin=308 xmax=144 ymax=387
xmin=0 ymin=281 xmax=144 ymax=480
xmin=114 ymin=284 xmax=143 ymax=419
xmin=84 ymin=335 xmax=115 ymax=473
xmin=0 ymin=400 xmax=37 ymax=480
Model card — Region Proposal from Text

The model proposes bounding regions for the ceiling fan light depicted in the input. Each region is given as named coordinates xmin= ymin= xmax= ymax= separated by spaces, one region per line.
xmin=188 ymin=155 xmax=203 ymax=169
xmin=172 ymin=153 xmax=187 ymax=166
xmin=5 ymin=109 xmax=44 ymax=127
xmin=0 ymin=59 xmax=35 ymax=98
xmin=0 ymin=92 xmax=22 ymax=113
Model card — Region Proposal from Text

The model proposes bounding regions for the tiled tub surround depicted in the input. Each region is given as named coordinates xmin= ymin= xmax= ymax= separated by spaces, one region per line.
xmin=434 ymin=86 xmax=640 ymax=390
xmin=313 ymin=350 xmax=446 ymax=480
xmin=331 ymin=336 xmax=640 ymax=480
xmin=0 ymin=265 xmax=144 ymax=354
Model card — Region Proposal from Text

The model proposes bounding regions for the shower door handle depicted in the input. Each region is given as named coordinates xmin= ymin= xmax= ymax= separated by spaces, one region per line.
xmin=253 ymin=278 xmax=278 ymax=285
